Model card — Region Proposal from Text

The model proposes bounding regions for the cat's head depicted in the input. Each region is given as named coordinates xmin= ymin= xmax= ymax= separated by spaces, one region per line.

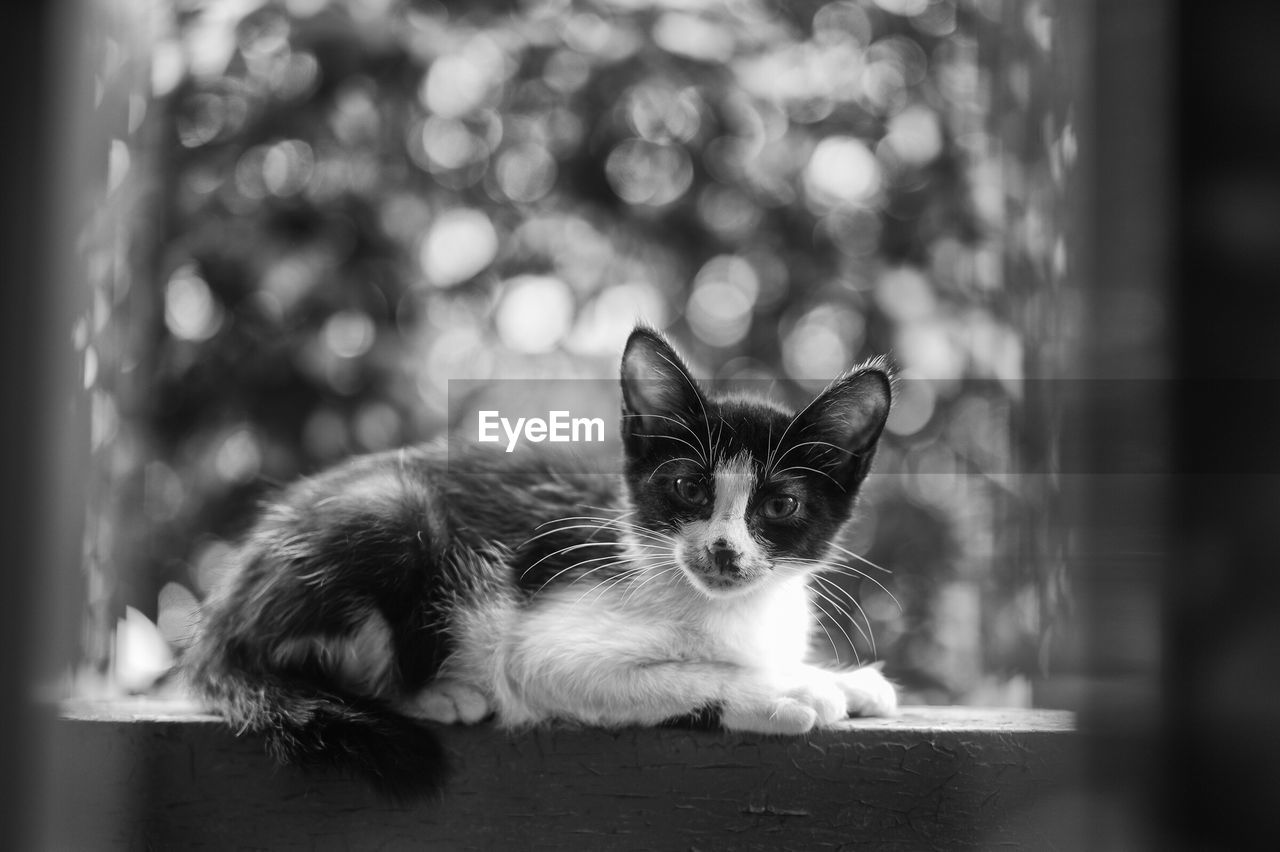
xmin=619 ymin=326 xmax=891 ymax=599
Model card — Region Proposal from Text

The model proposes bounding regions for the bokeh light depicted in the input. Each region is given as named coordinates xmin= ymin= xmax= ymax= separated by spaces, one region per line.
xmin=419 ymin=208 xmax=499 ymax=287
xmin=163 ymin=265 xmax=222 ymax=342
xmin=81 ymin=0 xmax=1074 ymax=708
xmin=605 ymin=139 xmax=695 ymax=207
xmin=805 ymin=136 xmax=882 ymax=209
xmin=495 ymin=275 xmax=575 ymax=353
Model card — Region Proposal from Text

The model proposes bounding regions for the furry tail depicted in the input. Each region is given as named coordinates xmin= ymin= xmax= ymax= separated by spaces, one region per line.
xmin=184 ymin=644 xmax=446 ymax=800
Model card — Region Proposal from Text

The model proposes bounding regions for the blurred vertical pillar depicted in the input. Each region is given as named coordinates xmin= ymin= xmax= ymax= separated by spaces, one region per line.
xmin=1061 ymin=0 xmax=1172 ymax=845
xmin=1172 ymin=0 xmax=1280 ymax=846
xmin=0 ymin=3 xmax=51 ymax=847
xmin=993 ymin=0 xmax=1085 ymax=709
xmin=0 ymin=0 xmax=92 ymax=848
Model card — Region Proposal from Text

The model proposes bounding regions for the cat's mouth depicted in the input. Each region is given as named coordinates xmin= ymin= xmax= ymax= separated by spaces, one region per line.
xmin=678 ymin=550 xmax=769 ymax=597
xmin=687 ymin=569 xmax=750 ymax=592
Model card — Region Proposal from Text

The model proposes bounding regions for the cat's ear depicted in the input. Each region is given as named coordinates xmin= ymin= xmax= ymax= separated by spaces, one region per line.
xmin=620 ymin=327 xmax=707 ymax=436
xmin=793 ymin=359 xmax=893 ymax=487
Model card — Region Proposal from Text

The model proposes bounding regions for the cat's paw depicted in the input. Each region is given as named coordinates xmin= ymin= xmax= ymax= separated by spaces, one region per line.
xmin=787 ymin=675 xmax=849 ymax=726
xmin=836 ymin=664 xmax=898 ymax=717
xmin=721 ymin=677 xmax=847 ymax=734
xmin=403 ymin=680 xmax=491 ymax=725
xmin=722 ymin=697 xmax=819 ymax=735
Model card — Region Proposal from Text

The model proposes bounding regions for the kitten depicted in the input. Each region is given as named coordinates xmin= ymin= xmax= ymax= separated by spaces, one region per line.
xmin=184 ymin=326 xmax=896 ymax=797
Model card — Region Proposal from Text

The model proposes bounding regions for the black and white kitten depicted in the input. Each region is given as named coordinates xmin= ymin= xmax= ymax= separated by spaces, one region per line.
xmin=185 ymin=326 xmax=896 ymax=797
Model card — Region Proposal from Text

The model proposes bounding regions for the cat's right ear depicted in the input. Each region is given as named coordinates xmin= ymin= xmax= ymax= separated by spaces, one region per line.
xmin=620 ymin=327 xmax=706 ymax=442
xmin=791 ymin=359 xmax=893 ymax=490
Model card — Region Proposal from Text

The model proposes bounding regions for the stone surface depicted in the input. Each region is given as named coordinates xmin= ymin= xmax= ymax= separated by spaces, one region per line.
xmin=48 ymin=703 xmax=1077 ymax=850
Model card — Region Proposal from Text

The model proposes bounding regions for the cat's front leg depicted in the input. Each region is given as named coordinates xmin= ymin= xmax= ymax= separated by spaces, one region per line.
xmin=820 ymin=663 xmax=898 ymax=717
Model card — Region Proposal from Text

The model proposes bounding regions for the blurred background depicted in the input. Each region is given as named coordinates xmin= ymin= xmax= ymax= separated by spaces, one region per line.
xmin=15 ymin=0 xmax=1280 ymax=847
xmin=73 ymin=0 xmax=1077 ymax=707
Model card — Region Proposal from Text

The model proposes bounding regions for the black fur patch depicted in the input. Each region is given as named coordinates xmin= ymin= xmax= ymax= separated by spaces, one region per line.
xmin=660 ymin=703 xmax=724 ymax=731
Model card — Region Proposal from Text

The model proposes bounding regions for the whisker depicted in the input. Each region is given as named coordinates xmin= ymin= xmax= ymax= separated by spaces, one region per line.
xmin=524 ymin=517 xmax=675 ymax=547
xmin=532 ymin=514 xmax=643 ymax=533
xmin=562 ymin=568 xmax=645 ymax=603
xmin=574 ymin=551 xmax=686 ymax=606
xmin=809 ymin=600 xmax=843 ymax=667
xmin=519 ymin=525 xmax=669 ymax=551
xmin=787 ymin=439 xmax=854 ymax=457
xmin=618 ymin=562 xmax=683 ymax=605
xmin=621 ymin=412 xmax=709 ymax=466
xmin=809 ymin=584 xmax=863 ymax=666
xmin=827 ymin=541 xmax=892 ymax=574
xmin=532 ymin=554 xmax=637 ymax=594
xmin=629 ymin=431 xmax=710 ymax=467
xmin=763 ymin=384 xmax=831 ymax=480
xmin=578 ymin=503 xmax=629 ymax=515
xmin=545 ymin=543 xmax=677 ymax=598
xmin=779 ymin=554 xmax=902 ymax=614
xmin=813 ymin=574 xmax=876 ymax=658
xmin=518 ymin=540 xmax=630 ymax=580
xmin=813 ymin=573 xmax=877 ymax=650
xmin=647 ymin=456 xmax=704 ymax=482
xmin=812 ymin=596 xmax=862 ymax=667
xmin=572 ymin=564 xmax=656 ymax=606
xmin=763 ymin=421 xmax=774 ymax=480
xmin=820 ymin=563 xmax=903 ymax=613
xmin=771 ymin=464 xmax=845 ymax=492
xmin=576 ymin=509 xmax=637 ymax=543
xmin=545 ymin=515 xmax=666 ymax=533
xmin=767 ymin=439 xmax=853 ymax=479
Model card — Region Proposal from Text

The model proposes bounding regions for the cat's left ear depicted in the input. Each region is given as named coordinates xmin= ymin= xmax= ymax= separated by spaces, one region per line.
xmin=620 ymin=327 xmax=708 ymax=451
xmin=793 ymin=360 xmax=893 ymax=488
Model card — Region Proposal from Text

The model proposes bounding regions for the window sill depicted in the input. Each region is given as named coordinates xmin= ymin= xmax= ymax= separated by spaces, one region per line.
xmin=52 ymin=701 xmax=1075 ymax=849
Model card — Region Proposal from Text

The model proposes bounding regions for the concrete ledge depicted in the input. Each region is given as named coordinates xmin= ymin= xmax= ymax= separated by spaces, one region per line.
xmin=51 ymin=702 xmax=1076 ymax=850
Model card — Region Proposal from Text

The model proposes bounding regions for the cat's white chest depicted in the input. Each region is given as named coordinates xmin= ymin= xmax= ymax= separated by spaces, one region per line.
xmin=694 ymin=578 xmax=812 ymax=669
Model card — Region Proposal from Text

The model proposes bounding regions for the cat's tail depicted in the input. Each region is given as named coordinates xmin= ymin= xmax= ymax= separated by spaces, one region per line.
xmin=183 ymin=642 xmax=446 ymax=800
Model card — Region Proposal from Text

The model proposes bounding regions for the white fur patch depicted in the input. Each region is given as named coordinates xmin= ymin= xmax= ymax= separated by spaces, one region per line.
xmin=431 ymin=542 xmax=898 ymax=736
xmin=711 ymin=452 xmax=755 ymax=529
xmin=678 ymin=452 xmax=766 ymax=576
xmin=467 ymin=546 xmax=826 ymax=731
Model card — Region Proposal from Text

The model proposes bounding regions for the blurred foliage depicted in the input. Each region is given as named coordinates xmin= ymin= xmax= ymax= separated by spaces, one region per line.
xmin=83 ymin=0 xmax=1077 ymax=704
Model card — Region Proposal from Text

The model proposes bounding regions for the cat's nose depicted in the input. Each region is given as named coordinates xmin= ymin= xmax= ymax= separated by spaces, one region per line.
xmin=708 ymin=540 xmax=740 ymax=572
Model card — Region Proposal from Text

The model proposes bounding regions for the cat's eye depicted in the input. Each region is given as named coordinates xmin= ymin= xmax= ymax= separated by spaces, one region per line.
xmin=760 ymin=495 xmax=799 ymax=520
xmin=672 ymin=476 xmax=709 ymax=507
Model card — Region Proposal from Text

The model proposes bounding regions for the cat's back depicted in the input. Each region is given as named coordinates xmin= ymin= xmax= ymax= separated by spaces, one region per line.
xmin=269 ymin=441 xmax=624 ymax=567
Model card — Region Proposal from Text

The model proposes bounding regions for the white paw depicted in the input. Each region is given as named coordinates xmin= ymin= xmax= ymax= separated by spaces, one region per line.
xmin=721 ymin=675 xmax=847 ymax=734
xmin=722 ymin=697 xmax=818 ymax=735
xmin=403 ymin=680 xmax=491 ymax=725
xmin=787 ymin=675 xmax=848 ymax=726
xmin=836 ymin=665 xmax=898 ymax=717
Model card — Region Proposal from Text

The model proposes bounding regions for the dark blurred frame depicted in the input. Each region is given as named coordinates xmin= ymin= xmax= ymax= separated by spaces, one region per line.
xmin=1169 ymin=0 xmax=1280 ymax=846
xmin=1070 ymin=0 xmax=1280 ymax=846
xmin=0 ymin=4 xmax=47 ymax=845
xmin=1068 ymin=0 xmax=1170 ymax=844
xmin=6 ymin=0 xmax=1280 ymax=848
xmin=1 ymin=3 xmax=93 ymax=848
